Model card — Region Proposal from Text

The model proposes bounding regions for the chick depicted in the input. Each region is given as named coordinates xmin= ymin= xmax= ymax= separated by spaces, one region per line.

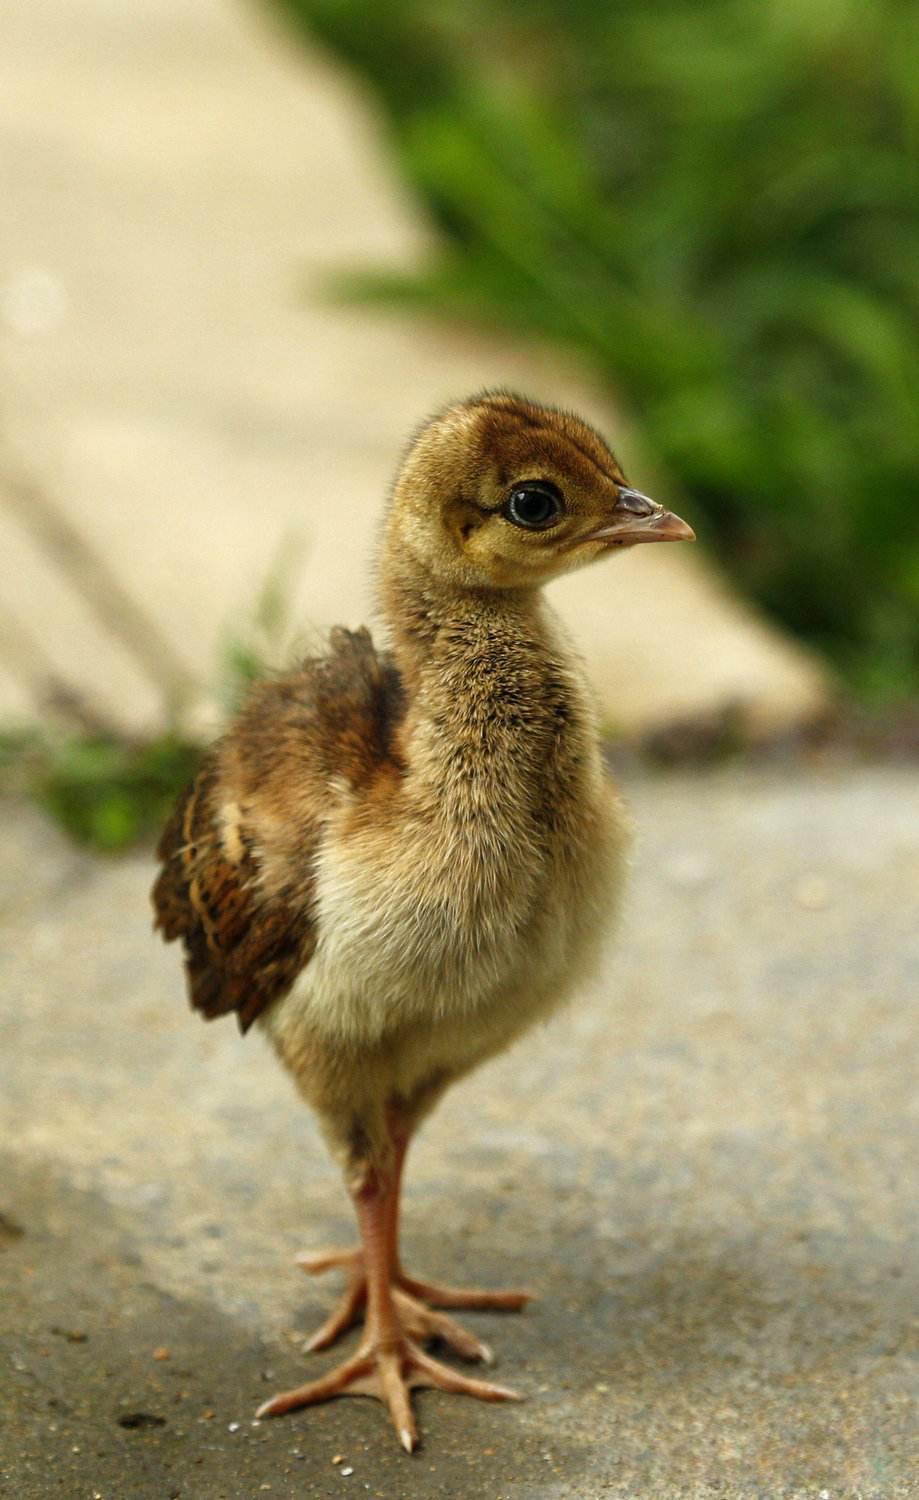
xmin=152 ymin=391 xmax=694 ymax=1450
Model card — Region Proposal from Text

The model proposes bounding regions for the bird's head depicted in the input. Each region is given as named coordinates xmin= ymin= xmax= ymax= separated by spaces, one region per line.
xmin=386 ymin=390 xmax=694 ymax=592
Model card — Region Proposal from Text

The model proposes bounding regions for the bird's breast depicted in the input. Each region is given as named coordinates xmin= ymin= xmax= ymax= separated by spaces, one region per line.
xmin=271 ymin=754 xmax=627 ymax=1051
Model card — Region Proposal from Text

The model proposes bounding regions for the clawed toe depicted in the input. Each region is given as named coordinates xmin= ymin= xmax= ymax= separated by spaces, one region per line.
xmin=296 ymin=1246 xmax=362 ymax=1276
xmin=296 ymin=1247 xmax=527 ymax=1358
xmin=297 ymin=1246 xmax=366 ymax=1351
xmin=399 ymin=1274 xmax=535 ymax=1312
xmin=256 ymin=1350 xmax=376 ymax=1422
xmin=410 ymin=1346 xmax=520 ymax=1403
xmin=392 ymin=1287 xmax=493 ymax=1363
xmin=304 ymin=1280 xmax=366 ymax=1351
xmin=256 ymin=1337 xmax=520 ymax=1448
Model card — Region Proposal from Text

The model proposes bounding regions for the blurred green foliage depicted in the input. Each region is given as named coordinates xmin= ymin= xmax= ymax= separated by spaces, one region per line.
xmin=0 ymin=554 xmax=304 ymax=853
xmin=272 ymin=0 xmax=919 ymax=696
xmin=0 ymin=726 xmax=200 ymax=852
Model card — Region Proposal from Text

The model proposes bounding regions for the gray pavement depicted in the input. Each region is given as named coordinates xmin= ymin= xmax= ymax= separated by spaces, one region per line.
xmin=1 ymin=766 xmax=916 ymax=1498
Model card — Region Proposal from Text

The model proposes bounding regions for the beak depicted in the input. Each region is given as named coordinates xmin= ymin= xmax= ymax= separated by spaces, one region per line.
xmin=588 ymin=488 xmax=695 ymax=548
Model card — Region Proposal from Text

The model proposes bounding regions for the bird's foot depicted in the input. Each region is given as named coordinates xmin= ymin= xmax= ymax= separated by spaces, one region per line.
xmin=296 ymin=1246 xmax=534 ymax=1355
xmin=256 ymin=1331 xmax=521 ymax=1450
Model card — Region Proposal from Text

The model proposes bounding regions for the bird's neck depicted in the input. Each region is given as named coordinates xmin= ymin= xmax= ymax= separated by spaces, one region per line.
xmin=378 ymin=544 xmax=593 ymax=799
xmin=380 ymin=546 xmax=533 ymax=669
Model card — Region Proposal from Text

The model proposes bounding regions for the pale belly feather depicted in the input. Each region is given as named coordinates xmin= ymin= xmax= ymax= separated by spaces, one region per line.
xmin=264 ymin=774 xmax=627 ymax=1106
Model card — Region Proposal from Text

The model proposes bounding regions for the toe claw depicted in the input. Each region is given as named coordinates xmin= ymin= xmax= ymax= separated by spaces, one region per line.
xmin=379 ymin=1349 xmax=415 ymax=1445
xmin=391 ymin=1288 xmax=493 ymax=1363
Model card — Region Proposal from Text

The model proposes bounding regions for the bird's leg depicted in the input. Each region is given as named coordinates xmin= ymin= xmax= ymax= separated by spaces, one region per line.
xmin=297 ymin=1131 xmax=409 ymax=1351
xmin=388 ymin=1137 xmax=534 ymax=1323
xmin=298 ymin=1126 xmax=533 ymax=1357
xmin=257 ymin=1167 xmax=520 ymax=1449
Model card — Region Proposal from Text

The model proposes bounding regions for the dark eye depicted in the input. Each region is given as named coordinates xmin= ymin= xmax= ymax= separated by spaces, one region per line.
xmin=503 ymin=481 xmax=563 ymax=531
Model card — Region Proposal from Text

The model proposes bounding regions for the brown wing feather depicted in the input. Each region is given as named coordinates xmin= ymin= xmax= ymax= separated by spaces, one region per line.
xmin=152 ymin=627 xmax=403 ymax=1034
xmin=151 ymin=757 xmax=314 ymax=1032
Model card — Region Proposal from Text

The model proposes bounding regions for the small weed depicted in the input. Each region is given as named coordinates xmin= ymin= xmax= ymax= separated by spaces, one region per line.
xmin=1 ymin=551 xmax=305 ymax=853
xmin=33 ymin=731 xmax=202 ymax=852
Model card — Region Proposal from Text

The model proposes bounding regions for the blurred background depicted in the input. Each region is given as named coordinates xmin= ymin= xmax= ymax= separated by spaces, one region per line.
xmin=1 ymin=0 xmax=916 ymax=844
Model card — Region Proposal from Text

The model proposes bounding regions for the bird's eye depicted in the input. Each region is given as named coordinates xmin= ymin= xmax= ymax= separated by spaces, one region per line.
xmin=503 ymin=481 xmax=563 ymax=531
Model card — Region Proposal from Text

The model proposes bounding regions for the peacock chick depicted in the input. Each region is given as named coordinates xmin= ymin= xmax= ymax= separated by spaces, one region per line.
xmin=152 ymin=390 xmax=694 ymax=1451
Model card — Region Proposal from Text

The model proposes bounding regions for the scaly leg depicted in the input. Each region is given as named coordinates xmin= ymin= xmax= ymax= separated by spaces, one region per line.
xmin=297 ymin=1131 xmax=533 ymax=1357
xmin=257 ymin=1168 xmax=520 ymax=1449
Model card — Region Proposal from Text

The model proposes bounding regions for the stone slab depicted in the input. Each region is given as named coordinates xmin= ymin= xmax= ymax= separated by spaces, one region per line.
xmin=1 ymin=767 xmax=915 ymax=1496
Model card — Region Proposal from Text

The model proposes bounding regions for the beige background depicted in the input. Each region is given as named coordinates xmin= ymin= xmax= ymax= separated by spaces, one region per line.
xmin=0 ymin=0 xmax=828 ymax=739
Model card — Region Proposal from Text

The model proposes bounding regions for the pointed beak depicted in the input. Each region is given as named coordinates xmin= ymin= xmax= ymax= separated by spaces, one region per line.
xmin=588 ymin=488 xmax=695 ymax=548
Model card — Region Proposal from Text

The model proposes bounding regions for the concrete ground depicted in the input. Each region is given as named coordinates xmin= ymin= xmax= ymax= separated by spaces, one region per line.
xmin=2 ymin=766 xmax=916 ymax=1499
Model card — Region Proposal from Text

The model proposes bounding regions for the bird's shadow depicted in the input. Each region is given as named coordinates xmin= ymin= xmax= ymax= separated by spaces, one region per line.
xmin=4 ymin=1147 xmax=912 ymax=1495
xmin=397 ymin=1165 xmax=913 ymax=1408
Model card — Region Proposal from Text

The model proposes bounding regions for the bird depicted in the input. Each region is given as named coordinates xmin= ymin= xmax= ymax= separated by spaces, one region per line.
xmin=151 ymin=390 xmax=694 ymax=1451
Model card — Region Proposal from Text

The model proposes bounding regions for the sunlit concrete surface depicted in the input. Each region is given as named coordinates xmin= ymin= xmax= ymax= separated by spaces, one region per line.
xmin=2 ymin=766 xmax=916 ymax=1497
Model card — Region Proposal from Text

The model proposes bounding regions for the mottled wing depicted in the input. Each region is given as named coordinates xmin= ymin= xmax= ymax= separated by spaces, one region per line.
xmin=152 ymin=756 xmax=315 ymax=1033
xmin=152 ymin=627 xmax=403 ymax=1034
